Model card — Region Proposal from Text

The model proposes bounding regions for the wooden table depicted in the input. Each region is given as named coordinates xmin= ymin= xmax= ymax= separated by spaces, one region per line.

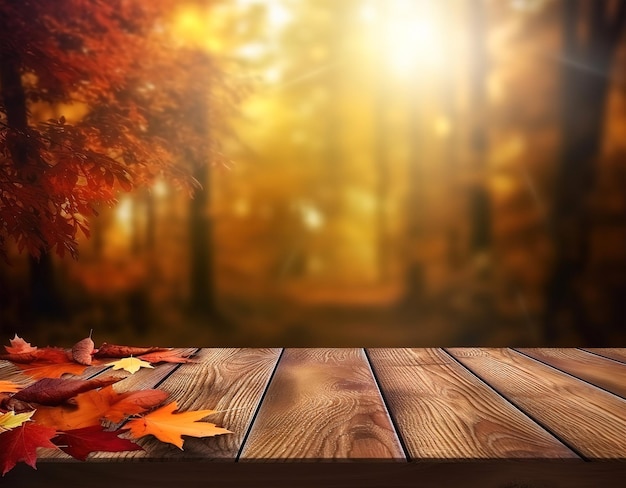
xmin=3 ymin=348 xmax=626 ymax=487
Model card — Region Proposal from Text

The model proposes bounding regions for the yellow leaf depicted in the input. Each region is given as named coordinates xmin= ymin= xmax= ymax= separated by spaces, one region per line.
xmin=126 ymin=401 xmax=230 ymax=449
xmin=0 ymin=380 xmax=22 ymax=393
xmin=106 ymin=357 xmax=154 ymax=374
xmin=0 ymin=410 xmax=35 ymax=432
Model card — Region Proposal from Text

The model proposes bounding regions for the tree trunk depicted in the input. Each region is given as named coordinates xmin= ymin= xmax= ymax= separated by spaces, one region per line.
xmin=467 ymin=0 xmax=491 ymax=255
xmin=28 ymin=252 xmax=66 ymax=321
xmin=1 ymin=43 xmax=65 ymax=326
xmin=0 ymin=49 xmax=29 ymax=169
xmin=544 ymin=0 xmax=625 ymax=344
xmin=188 ymin=163 xmax=218 ymax=319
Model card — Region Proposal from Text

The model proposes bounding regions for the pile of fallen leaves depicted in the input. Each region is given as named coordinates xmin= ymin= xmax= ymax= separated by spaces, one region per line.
xmin=0 ymin=335 xmax=230 ymax=476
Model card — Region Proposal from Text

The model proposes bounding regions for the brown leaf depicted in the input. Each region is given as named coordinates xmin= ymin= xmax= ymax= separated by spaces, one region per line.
xmin=0 ymin=347 xmax=70 ymax=364
xmin=0 ymin=352 xmax=41 ymax=363
xmin=138 ymin=349 xmax=195 ymax=364
xmin=4 ymin=335 xmax=37 ymax=355
xmin=94 ymin=343 xmax=170 ymax=358
xmin=71 ymin=336 xmax=94 ymax=365
xmin=8 ymin=377 xmax=119 ymax=407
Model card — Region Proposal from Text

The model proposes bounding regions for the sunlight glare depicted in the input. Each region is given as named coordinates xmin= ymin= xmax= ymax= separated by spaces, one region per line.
xmin=116 ymin=197 xmax=133 ymax=232
xmin=263 ymin=66 xmax=282 ymax=84
xmin=267 ymin=2 xmax=292 ymax=29
xmin=359 ymin=3 xmax=377 ymax=23
xmin=236 ymin=42 xmax=266 ymax=60
xmin=360 ymin=1 xmax=444 ymax=77
xmin=386 ymin=18 xmax=443 ymax=76
xmin=434 ymin=116 xmax=451 ymax=138
xmin=301 ymin=203 xmax=324 ymax=230
xmin=153 ymin=179 xmax=168 ymax=198
xmin=172 ymin=6 xmax=205 ymax=46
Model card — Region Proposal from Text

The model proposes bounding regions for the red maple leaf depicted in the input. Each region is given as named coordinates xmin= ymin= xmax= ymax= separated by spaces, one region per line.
xmin=0 ymin=422 xmax=58 ymax=475
xmin=52 ymin=425 xmax=143 ymax=461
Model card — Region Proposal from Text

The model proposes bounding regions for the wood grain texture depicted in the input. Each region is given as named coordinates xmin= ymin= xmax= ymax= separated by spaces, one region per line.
xmin=367 ymin=348 xmax=576 ymax=459
xmin=447 ymin=348 xmax=626 ymax=459
xmin=0 ymin=360 xmax=26 ymax=382
xmin=582 ymin=348 xmax=626 ymax=365
xmin=516 ymin=348 xmax=626 ymax=399
xmin=96 ymin=348 xmax=282 ymax=460
xmin=239 ymin=348 xmax=405 ymax=460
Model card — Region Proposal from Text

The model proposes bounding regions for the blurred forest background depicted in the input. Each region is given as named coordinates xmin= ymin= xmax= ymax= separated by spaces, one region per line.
xmin=1 ymin=0 xmax=625 ymax=347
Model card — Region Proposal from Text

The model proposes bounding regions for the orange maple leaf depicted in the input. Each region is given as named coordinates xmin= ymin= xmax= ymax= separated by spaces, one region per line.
xmin=16 ymin=361 xmax=87 ymax=379
xmin=0 ymin=381 xmax=22 ymax=394
xmin=126 ymin=401 xmax=231 ymax=449
xmin=33 ymin=385 xmax=168 ymax=430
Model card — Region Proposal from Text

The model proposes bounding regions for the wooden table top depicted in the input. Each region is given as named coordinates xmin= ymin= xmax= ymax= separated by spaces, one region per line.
xmin=3 ymin=348 xmax=626 ymax=486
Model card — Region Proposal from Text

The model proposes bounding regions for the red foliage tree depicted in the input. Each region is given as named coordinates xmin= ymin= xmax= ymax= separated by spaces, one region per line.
xmin=0 ymin=0 xmax=236 ymax=260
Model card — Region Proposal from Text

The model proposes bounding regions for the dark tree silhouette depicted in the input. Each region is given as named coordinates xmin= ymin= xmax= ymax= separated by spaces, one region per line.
xmin=544 ymin=0 xmax=626 ymax=344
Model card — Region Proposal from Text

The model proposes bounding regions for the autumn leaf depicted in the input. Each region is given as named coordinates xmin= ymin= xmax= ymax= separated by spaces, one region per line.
xmin=33 ymin=386 xmax=168 ymax=430
xmin=4 ymin=335 xmax=37 ymax=354
xmin=16 ymin=361 xmax=88 ymax=379
xmin=52 ymin=425 xmax=143 ymax=461
xmin=102 ymin=388 xmax=169 ymax=423
xmin=95 ymin=343 xmax=170 ymax=359
xmin=0 ymin=346 xmax=67 ymax=363
xmin=126 ymin=401 xmax=231 ymax=449
xmin=71 ymin=333 xmax=94 ymax=366
xmin=0 ymin=351 xmax=42 ymax=363
xmin=6 ymin=377 xmax=119 ymax=407
xmin=0 ymin=410 xmax=34 ymax=433
xmin=0 ymin=381 xmax=22 ymax=394
xmin=8 ymin=347 xmax=88 ymax=379
xmin=106 ymin=357 xmax=154 ymax=374
xmin=0 ymin=422 xmax=58 ymax=475
xmin=138 ymin=349 xmax=196 ymax=364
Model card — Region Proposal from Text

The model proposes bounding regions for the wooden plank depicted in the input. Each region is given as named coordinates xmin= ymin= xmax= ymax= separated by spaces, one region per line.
xmin=367 ymin=348 xmax=576 ymax=459
xmin=582 ymin=348 xmax=626 ymax=365
xmin=517 ymin=348 xmax=626 ymax=399
xmin=239 ymin=348 xmax=405 ymax=460
xmin=91 ymin=348 xmax=282 ymax=460
xmin=447 ymin=348 xmax=626 ymax=459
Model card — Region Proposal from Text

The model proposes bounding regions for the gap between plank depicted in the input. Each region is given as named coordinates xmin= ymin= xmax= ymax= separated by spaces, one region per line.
xmin=235 ymin=347 xmax=285 ymax=462
xmin=362 ymin=348 xmax=410 ymax=461
xmin=512 ymin=348 xmax=626 ymax=403
xmin=149 ymin=347 xmax=203 ymax=390
xmin=577 ymin=348 xmax=626 ymax=366
xmin=441 ymin=348 xmax=588 ymax=461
